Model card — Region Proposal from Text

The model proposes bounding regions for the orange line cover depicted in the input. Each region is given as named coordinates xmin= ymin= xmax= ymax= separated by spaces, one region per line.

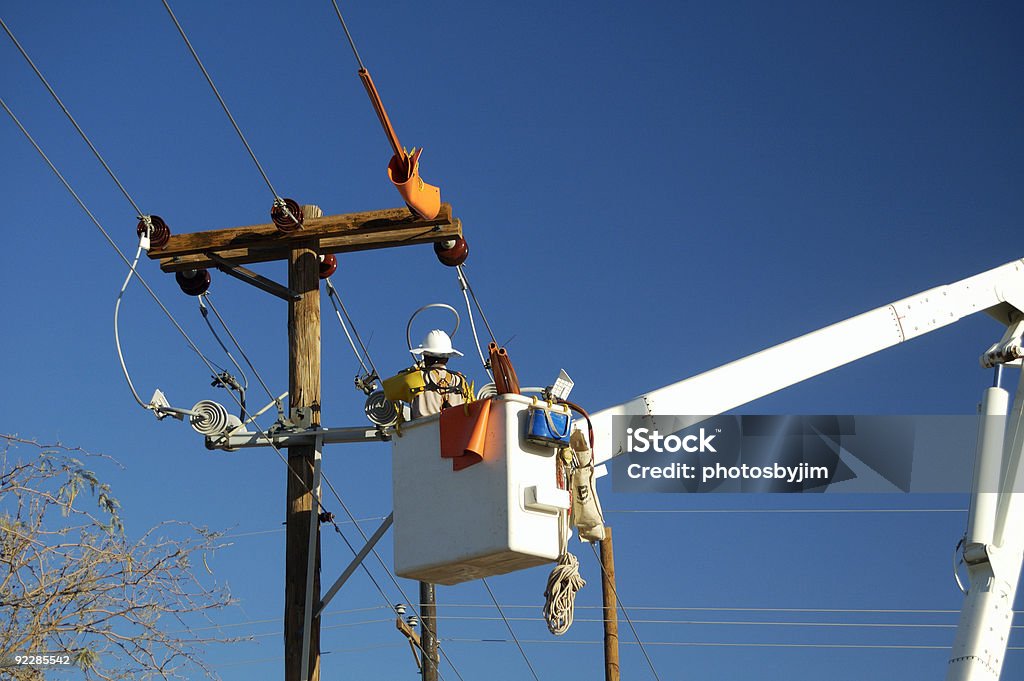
xmin=439 ymin=399 xmax=492 ymax=471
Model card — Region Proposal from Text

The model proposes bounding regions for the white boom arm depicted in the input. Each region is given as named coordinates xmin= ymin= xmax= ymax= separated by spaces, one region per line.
xmin=588 ymin=258 xmax=1024 ymax=465
xmin=584 ymin=257 xmax=1024 ymax=681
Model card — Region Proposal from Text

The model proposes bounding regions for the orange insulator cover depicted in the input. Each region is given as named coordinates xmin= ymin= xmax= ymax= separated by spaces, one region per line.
xmin=488 ymin=342 xmax=521 ymax=395
xmin=358 ymin=69 xmax=443 ymax=220
xmin=388 ymin=149 xmax=441 ymax=220
xmin=439 ymin=398 xmax=492 ymax=471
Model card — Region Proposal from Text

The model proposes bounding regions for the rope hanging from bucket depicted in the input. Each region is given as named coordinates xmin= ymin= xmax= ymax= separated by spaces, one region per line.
xmin=543 ymin=462 xmax=585 ymax=635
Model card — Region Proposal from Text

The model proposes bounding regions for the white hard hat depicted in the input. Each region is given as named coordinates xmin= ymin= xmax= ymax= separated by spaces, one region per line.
xmin=410 ymin=329 xmax=463 ymax=358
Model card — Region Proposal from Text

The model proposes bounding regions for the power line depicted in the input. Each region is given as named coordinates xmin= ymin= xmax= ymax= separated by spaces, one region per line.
xmin=198 ymin=295 xmax=250 ymax=394
xmin=481 ymin=578 xmax=542 ymax=681
xmin=604 ymin=508 xmax=968 ymax=514
xmin=247 ymin=618 xmax=394 ymax=640
xmin=159 ymin=0 xmax=286 ymax=206
xmin=1 ymin=15 xmax=146 ymax=219
xmin=214 ymin=642 xmax=406 ymax=668
xmin=436 ymin=604 xmax=980 ymax=614
xmin=444 ymin=639 xmax=1024 ymax=652
xmin=172 ymin=605 xmax=390 ymax=634
xmin=329 ymin=0 xmax=367 ymax=71
xmin=324 ymin=278 xmax=381 ymax=383
xmin=436 ymin=615 xmax=1024 ymax=630
xmin=220 ymin=516 xmax=388 ymax=540
xmin=0 ymin=97 xmax=217 ymax=387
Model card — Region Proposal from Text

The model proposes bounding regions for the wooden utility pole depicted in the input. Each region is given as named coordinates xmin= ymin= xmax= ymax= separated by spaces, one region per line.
xmin=600 ymin=526 xmax=620 ymax=681
xmin=146 ymin=203 xmax=462 ymax=681
xmin=420 ymin=582 xmax=438 ymax=681
xmin=284 ymin=233 xmax=322 ymax=681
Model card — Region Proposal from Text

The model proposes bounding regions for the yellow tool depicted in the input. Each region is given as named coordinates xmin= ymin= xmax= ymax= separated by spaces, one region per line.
xmin=383 ymin=366 xmax=427 ymax=404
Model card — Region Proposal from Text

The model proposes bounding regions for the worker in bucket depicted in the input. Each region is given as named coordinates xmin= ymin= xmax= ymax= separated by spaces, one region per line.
xmin=409 ymin=329 xmax=472 ymax=419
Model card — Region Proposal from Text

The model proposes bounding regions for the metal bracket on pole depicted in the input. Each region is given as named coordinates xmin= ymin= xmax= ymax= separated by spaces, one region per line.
xmin=207 ymin=252 xmax=301 ymax=301
xmin=214 ymin=425 xmax=390 ymax=450
xmin=316 ymin=512 xmax=394 ymax=618
xmin=300 ymin=436 xmax=323 ymax=681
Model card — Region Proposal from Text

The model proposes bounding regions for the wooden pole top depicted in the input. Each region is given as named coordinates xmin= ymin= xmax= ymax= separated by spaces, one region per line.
xmin=148 ymin=203 xmax=461 ymax=272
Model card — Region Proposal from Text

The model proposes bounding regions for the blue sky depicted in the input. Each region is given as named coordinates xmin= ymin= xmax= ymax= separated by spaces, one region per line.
xmin=2 ymin=1 xmax=1024 ymax=679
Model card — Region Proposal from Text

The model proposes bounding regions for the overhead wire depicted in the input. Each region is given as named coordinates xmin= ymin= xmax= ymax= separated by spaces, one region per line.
xmin=197 ymin=296 xmax=248 ymax=418
xmin=220 ymin=516 xmax=389 ymax=540
xmin=198 ymin=295 xmax=249 ymax=393
xmin=215 ymin=642 xmax=406 ymax=668
xmin=171 ymin=605 xmax=390 ymax=634
xmin=114 ymin=239 xmax=159 ymax=410
xmin=201 ymin=292 xmax=285 ymax=413
xmin=160 ymin=0 xmax=299 ymax=227
xmin=456 ymin=265 xmax=498 ymax=345
xmin=481 ymin=578 xmax=543 ymax=681
xmin=604 ymin=508 xmax=969 ymax=514
xmin=329 ymin=0 xmax=367 ymax=70
xmin=436 ymin=603 xmax=998 ymax=615
xmin=0 ymin=96 xmax=220 ymax=403
xmin=2 ymin=13 xmax=221 ymax=414
xmin=159 ymin=0 xmax=284 ymax=206
xmin=434 ymin=615 xmax=986 ymax=630
xmin=324 ymin=278 xmax=381 ymax=384
xmin=455 ymin=265 xmax=492 ymax=377
xmin=0 ymin=15 xmax=146 ymax=219
xmin=444 ymin=639 xmax=1024 ymax=652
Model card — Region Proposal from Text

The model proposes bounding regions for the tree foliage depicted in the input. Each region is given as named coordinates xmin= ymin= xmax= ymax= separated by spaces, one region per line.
xmin=0 ymin=435 xmax=237 ymax=680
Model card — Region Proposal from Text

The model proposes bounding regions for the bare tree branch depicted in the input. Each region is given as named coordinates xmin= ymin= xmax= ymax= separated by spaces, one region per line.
xmin=0 ymin=435 xmax=241 ymax=680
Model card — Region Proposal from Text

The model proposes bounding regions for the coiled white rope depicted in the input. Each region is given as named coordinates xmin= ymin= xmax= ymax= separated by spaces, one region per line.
xmin=543 ymin=502 xmax=585 ymax=635
xmin=543 ymin=551 xmax=586 ymax=635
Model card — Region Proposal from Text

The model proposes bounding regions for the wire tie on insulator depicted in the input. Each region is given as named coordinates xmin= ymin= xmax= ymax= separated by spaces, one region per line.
xmin=136 ymin=214 xmax=172 ymax=250
xmin=271 ymin=196 xmax=303 ymax=232
xmin=137 ymin=214 xmax=154 ymax=251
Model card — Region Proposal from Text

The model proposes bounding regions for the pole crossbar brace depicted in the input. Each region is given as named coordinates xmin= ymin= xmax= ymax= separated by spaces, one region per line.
xmin=211 ymin=425 xmax=390 ymax=450
xmin=317 ymin=512 xmax=394 ymax=618
xmin=206 ymin=252 xmax=300 ymax=301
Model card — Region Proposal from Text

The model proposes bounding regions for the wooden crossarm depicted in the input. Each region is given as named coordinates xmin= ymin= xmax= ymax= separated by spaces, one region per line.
xmin=148 ymin=203 xmax=460 ymax=272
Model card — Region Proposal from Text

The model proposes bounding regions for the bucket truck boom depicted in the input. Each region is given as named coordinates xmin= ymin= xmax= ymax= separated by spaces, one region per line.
xmin=584 ymin=257 xmax=1024 ymax=680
